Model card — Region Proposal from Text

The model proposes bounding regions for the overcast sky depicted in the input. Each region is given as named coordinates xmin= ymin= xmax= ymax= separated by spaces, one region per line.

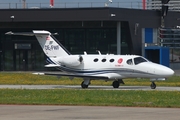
xmin=0 ymin=0 xmax=143 ymax=9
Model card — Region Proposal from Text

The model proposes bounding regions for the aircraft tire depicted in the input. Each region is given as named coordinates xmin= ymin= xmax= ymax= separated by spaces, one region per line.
xmin=150 ymin=82 xmax=156 ymax=89
xmin=112 ymin=81 xmax=120 ymax=88
xmin=81 ymin=81 xmax=88 ymax=89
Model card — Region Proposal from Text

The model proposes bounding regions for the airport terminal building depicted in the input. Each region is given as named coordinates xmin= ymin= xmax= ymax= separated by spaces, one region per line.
xmin=0 ymin=5 xmax=180 ymax=71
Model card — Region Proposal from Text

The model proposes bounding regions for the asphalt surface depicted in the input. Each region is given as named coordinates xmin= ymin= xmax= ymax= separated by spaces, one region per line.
xmin=0 ymin=105 xmax=180 ymax=120
xmin=0 ymin=85 xmax=180 ymax=91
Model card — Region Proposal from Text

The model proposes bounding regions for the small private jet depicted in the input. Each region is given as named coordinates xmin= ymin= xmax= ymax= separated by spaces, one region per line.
xmin=6 ymin=30 xmax=174 ymax=89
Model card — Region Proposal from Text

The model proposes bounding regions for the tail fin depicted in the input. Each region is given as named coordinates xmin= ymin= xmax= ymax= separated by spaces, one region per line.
xmin=5 ymin=30 xmax=70 ymax=57
xmin=33 ymin=30 xmax=70 ymax=57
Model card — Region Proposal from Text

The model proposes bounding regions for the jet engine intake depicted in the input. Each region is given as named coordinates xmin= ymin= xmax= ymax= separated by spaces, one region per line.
xmin=58 ymin=55 xmax=83 ymax=66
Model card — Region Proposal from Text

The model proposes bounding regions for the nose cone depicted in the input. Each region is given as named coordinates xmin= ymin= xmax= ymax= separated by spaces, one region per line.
xmin=152 ymin=63 xmax=174 ymax=77
xmin=162 ymin=67 xmax=174 ymax=77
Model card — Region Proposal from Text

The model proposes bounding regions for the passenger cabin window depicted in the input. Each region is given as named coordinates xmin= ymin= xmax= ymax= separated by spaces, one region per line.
xmin=127 ymin=59 xmax=133 ymax=65
xmin=134 ymin=57 xmax=147 ymax=65
xmin=102 ymin=59 xmax=106 ymax=62
xmin=94 ymin=58 xmax=98 ymax=62
xmin=109 ymin=59 xmax=114 ymax=62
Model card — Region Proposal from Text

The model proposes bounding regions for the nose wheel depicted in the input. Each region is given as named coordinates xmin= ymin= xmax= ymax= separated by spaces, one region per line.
xmin=150 ymin=82 xmax=156 ymax=89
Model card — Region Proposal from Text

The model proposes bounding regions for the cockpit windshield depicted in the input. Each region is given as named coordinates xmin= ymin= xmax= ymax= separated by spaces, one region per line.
xmin=134 ymin=57 xmax=148 ymax=65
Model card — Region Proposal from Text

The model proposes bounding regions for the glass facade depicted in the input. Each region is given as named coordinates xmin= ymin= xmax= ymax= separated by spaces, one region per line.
xmin=53 ymin=28 xmax=117 ymax=54
xmin=0 ymin=21 xmax=131 ymax=71
xmin=0 ymin=29 xmax=45 ymax=71
xmin=159 ymin=28 xmax=180 ymax=63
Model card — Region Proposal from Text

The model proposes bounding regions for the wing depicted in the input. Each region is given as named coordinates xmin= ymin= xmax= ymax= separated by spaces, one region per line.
xmin=33 ymin=72 xmax=109 ymax=80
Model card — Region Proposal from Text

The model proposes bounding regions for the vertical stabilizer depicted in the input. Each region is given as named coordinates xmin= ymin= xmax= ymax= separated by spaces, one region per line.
xmin=33 ymin=30 xmax=70 ymax=57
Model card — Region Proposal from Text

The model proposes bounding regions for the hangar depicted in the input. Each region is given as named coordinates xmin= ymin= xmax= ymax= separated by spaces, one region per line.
xmin=0 ymin=6 xmax=180 ymax=71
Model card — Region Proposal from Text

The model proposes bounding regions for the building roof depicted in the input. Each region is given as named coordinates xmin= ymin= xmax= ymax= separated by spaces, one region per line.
xmin=0 ymin=7 xmax=160 ymax=22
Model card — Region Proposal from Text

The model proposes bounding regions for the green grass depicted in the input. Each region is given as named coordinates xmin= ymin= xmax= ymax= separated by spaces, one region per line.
xmin=1 ymin=89 xmax=180 ymax=107
xmin=0 ymin=72 xmax=180 ymax=107
xmin=0 ymin=72 xmax=180 ymax=87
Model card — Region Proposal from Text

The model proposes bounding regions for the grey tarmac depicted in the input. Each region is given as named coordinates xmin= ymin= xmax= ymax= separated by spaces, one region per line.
xmin=0 ymin=105 xmax=180 ymax=120
xmin=0 ymin=85 xmax=180 ymax=91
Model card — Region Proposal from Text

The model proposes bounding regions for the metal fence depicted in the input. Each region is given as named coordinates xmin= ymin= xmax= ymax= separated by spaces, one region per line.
xmin=0 ymin=2 xmax=143 ymax=9
xmin=147 ymin=0 xmax=180 ymax=11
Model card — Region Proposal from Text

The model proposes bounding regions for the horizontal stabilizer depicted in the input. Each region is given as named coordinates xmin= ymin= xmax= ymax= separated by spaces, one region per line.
xmin=33 ymin=73 xmax=45 ymax=75
xmin=45 ymin=64 xmax=61 ymax=67
xmin=150 ymin=78 xmax=166 ymax=81
xmin=5 ymin=31 xmax=50 ymax=36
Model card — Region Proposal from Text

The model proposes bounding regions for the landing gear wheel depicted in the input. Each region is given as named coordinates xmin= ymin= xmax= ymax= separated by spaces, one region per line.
xmin=150 ymin=82 xmax=156 ymax=89
xmin=81 ymin=81 xmax=88 ymax=89
xmin=112 ymin=81 xmax=120 ymax=88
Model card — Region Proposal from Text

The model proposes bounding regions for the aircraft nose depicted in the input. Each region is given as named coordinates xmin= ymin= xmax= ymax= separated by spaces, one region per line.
xmin=162 ymin=67 xmax=174 ymax=76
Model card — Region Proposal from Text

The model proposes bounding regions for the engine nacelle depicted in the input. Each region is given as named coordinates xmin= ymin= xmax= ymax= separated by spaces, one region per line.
xmin=58 ymin=55 xmax=83 ymax=67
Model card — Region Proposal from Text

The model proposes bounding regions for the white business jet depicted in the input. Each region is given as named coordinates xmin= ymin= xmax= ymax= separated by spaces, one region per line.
xmin=6 ymin=30 xmax=174 ymax=89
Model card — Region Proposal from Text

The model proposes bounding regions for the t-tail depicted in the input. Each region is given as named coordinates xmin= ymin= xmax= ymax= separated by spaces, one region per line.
xmin=33 ymin=30 xmax=70 ymax=58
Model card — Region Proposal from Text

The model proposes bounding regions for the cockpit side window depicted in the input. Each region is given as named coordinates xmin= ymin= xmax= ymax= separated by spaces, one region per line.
xmin=127 ymin=59 xmax=133 ymax=65
xmin=134 ymin=57 xmax=147 ymax=65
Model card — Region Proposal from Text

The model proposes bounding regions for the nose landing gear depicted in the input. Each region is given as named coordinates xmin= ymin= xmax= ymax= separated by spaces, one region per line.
xmin=150 ymin=82 xmax=156 ymax=89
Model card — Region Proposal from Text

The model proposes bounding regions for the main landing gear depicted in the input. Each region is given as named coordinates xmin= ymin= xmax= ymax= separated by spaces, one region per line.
xmin=81 ymin=81 xmax=88 ymax=88
xmin=150 ymin=82 xmax=156 ymax=89
xmin=112 ymin=79 xmax=124 ymax=88
xmin=81 ymin=79 xmax=90 ymax=89
xmin=81 ymin=79 xmax=125 ymax=89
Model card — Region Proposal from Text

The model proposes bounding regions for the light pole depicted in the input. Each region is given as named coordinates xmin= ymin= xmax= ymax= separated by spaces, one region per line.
xmin=105 ymin=0 xmax=112 ymax=7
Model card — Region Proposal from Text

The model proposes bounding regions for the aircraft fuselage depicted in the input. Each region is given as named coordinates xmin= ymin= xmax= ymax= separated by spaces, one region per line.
xmin=49 ymin=55 xmax=174 ymax=80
